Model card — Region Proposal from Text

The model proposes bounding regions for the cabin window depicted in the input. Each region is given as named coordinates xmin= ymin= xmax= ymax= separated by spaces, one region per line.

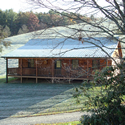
xmin=72 ymin=60 xmax=79 ymax=69
xmin=28 ymin=59 xmax=34 ymax=68
xmin=92 ymin=60 xmax=100 ymax=70
xmin=55 ymin=60 xmax=61 ymax=69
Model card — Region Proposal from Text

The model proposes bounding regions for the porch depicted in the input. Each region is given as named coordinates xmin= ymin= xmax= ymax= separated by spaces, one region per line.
xmin=5 ymin=58 xmax=110 ymax=83
xmin=7 ymin=67 xmax=93 ymax=83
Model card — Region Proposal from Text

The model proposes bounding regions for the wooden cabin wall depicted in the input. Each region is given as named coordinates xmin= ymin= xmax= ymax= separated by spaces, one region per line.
xmin=19 ymin=59 xmax=52 ymax=68
xmin=22 ymin=59 xmax=28 ymax=67
xmin=19 ymin=59 xmax=21 ymax=68
xmin=18 ymin=58 xmax=112 ymax=78
xmin=37 ymin=59 xmax=52 ymax=69
xmin=61 ymin=58 xmax=111 ymax=78
xmin=108 ymin=60 xmax=112 ymax=66
xmin=37 ymin=59 xmax=52 ymax=76
xmin=61 ymin=59 xmax=70 ymax=77
xmin=19 ymin=59 xmax=29 ymax=68
xmin=112 ymin=42 xmax=122 ymax=58
xmin=118 ymin=42 xmax=122 ymax=58
xmin=19 ymin=58 xmax=111 ymax=68
xmin=100 ymin=59 xmax=107 ymax=69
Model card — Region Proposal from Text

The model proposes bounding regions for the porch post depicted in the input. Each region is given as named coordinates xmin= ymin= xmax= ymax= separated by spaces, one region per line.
xmin=52 ymin=59 xmax=54 ymax=83
xmin=36 ymin=59 xmax=38 ymax=83
xmin=21 ymin=59 xmax=22 ymax=83
xmin=106 ymin=58 xmax=108 ymax=66
xmin=87 ymin=59 xmax=88 ymax=79
xmin=69 ymin=59 xmax=71 ymax=83
xmin=6 ymin=58 xmax=8 ymax=83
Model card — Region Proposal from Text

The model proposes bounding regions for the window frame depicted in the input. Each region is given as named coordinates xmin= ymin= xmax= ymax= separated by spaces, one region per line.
xmin=55 ymin=60 xmax=61 ymax=69
xmin=72 ymin=60 xmax=79 ymax=70
xmin=28 ymin=59 xmax=34 ymax=68
xmin=92 ymin=59 xmax=100 ymax=70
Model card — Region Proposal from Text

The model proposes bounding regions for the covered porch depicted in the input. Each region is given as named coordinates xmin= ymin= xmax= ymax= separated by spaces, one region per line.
xmin=5 ymin=57 xmax=110 ymax=83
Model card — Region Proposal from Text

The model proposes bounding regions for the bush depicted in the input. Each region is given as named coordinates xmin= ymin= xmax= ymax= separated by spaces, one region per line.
xmin=75 ymin=63 xmax=125 ymax=125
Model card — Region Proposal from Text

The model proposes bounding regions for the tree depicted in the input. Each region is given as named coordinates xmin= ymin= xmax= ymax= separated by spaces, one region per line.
xmin=3 ymin=9 xmax=18 ymax=35
xmin=0 ymin=25 xmax=10 ymax=52
xmin=0 ymin=9 xmax=6 ymax=26
xmin=16 ymin=12 xmax=30 ymax=33
xmin=3 ymin=25 xmax=11 ymax=37
xmin=26 ymin=0 xmax=125 ymax=36
xmin=28 ymin=12 xmax=40 ymax=32
xmin=36 ymin=11 xmax=79 ymax=28
xmin=18 ymin=24 xmax=29 ymax=35
xmin=26 ymin=0 xmax=125 ymax=124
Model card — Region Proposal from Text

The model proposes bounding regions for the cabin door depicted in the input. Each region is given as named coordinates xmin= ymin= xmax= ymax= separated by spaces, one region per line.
xmin=54 ymin=60 xmax=62 ymax=77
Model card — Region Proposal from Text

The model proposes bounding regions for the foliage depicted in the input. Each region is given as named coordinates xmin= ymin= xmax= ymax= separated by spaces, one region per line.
xmin=28 ymin=12 xmax=40 ymax=32
xmin=0 ymin=25 xmax=11 ymax=52
xmin=0 ymin=9 xmax=92 ymax=36
xmin=18 ymin=24 xmax=29 ymax=35
xmin=3 ymin=25 xmax=11 ymax=37
xmin=75 ymin=63 xmax=125 ymax=125
xmin=3 ymin=9 xmax=18 ymax=35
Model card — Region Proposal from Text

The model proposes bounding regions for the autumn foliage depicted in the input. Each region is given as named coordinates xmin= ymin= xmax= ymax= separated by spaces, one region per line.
xmin=0 ymin=9 xmax=94 ymax=36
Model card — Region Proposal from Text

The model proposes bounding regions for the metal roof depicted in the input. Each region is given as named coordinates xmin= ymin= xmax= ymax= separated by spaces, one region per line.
xmin=2 ymin=37 xmax=118 ymax=58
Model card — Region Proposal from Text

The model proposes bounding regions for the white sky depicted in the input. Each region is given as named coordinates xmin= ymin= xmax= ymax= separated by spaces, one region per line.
xmin=0 ymin=0 xmax=112 ymax=15
xmin=0 ymin=0 xmax=25 ymax=12
xmin=0 ymin=0 xmax=39 ymax=12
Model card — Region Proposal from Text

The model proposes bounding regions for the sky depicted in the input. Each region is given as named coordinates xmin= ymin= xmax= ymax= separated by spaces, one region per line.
xmin=0 ymin=0 xmax=25 ymax=12
xmin=0 ymin=0 xmax=45 ymax=12
xmin=0 ymin=0 xmax=109 ymax=16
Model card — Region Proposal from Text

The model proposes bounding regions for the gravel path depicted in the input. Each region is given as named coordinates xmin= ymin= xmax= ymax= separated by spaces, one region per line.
xmin=0 ymin=112 xmax=87 ymax=125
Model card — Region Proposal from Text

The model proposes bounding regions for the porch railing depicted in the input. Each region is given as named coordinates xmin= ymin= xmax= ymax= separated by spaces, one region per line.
xmin=8 ymin=68 xmax=21 ymax=76
xmin=38 ymin=68 xmax=52 ymax=77
xmin=22 ymin=68 xmax=36 ymax=76
xmin=54 ymin=69 xmax=62 ymax=77
xmin=7 ymin=67 xmax=93 ymax=79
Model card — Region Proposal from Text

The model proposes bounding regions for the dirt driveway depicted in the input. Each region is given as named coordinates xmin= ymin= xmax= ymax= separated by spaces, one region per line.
xmin=0 ymin=81 xmax=81 ymax=120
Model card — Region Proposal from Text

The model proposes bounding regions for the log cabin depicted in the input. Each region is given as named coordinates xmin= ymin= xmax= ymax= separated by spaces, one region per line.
xmin=2 ymin=37 xmax=122 ymax=83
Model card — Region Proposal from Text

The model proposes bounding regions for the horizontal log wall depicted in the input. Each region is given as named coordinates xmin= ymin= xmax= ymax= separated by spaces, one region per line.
xmin=18 ymin=58 xmax=111 ymax=78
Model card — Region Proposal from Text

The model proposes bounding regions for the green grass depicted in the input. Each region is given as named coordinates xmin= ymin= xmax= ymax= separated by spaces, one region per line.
xmin=2 ymin=77 xmax=124 ymax=118
xmin=11 ymin=84 xmax=106 ymax=118
xmin=0 ymin=75 xmax=18 ymax=83
xmin=34 ymin=121 xmax=80 ymax=125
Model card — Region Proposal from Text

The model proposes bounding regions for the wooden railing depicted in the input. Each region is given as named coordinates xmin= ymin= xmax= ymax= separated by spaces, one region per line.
xmin=8 ymin=68 xmax=21 ymax=76
xmin=54 ymin=69 xmax=62 ymax=77
xmin=8 ymin=67 xmax=93 ymax=79
xmin=38 ymin=68 xmax=52 ymax=77
xmin=22 ymin=68 xmax=36 ymax=76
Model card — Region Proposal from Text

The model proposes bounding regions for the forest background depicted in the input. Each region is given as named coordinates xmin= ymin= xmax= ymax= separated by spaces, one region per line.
xmin=0 ymin=9 xmax=99 ymax=37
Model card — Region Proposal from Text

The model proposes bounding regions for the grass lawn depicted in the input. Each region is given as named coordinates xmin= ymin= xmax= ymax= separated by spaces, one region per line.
xmin=11 ymin=84 xmax=104 ymax=117
xmin=34 ymin=121 xmax=80 ymax=125
xmin=0 ymin=75 xmax=18 ymax=83
xmin=0 ymin=76 xmax=125 ymax=118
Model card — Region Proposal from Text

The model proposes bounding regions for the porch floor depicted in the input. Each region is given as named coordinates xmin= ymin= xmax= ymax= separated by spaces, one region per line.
xmin=8 ymin=75 xmax=93 ymax=83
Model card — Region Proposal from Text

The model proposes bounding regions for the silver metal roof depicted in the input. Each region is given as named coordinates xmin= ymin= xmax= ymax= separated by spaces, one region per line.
xmin=2 ymin=37 xmax=118 ymax=58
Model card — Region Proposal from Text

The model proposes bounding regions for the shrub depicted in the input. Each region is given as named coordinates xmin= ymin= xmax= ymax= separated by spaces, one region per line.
xmin=75 ymin=62 xmax=125 ymax=125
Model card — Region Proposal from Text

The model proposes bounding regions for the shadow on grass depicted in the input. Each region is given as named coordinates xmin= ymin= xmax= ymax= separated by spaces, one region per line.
xmin=0 ymin=77 xmax=82 ymax=120
xmin=0 ymin=76 xmax=18 ymax=83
